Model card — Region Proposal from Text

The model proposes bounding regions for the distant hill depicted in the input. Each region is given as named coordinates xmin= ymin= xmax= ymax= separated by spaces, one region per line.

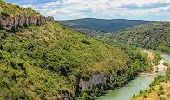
xmin=105 ymin=22 xmax=170 ymax=53
xmin=59 ymin=18 xmax=151 ymax=33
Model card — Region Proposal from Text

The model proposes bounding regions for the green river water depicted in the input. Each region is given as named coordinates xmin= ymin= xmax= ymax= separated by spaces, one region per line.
xmin=97 ymin=54 xmax=170 ymax=100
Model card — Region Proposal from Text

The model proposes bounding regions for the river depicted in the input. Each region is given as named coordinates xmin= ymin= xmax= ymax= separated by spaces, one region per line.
xmin=97 ymin=54 xmax=170 ymax=100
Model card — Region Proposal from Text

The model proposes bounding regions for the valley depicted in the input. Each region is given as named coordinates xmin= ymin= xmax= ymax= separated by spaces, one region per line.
xmin=0 ymin=1 xmax=152 ymax=99
xmin=97 ymin=53 xmax=170 ymax=100
xmin=0 ymin=0 xmax=170 ymax=100
xmin=133 ymin=54 xmax=170 ymax=100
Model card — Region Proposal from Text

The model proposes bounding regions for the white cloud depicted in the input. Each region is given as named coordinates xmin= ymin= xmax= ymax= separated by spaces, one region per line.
xmin=21 ymin=4 xmax=34 ymax=8
xmin=16 ymin=0 xmax=170 ymax=20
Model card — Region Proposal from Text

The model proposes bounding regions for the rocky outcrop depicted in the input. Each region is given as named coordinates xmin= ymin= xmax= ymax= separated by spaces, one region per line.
xmin=76 ymin=70 xmax=131 ymax=99
xmin=79 ymin=73 xmax=108 ymax=90
xmin=46 ymin=16 xmax=55 ymax=21
xmin=0 ymin=15 xmax=46 ymax=31
xmin=76 ymin=73 xmax=112 ymax=100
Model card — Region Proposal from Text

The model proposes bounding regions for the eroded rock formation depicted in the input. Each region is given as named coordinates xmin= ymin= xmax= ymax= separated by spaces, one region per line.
xmin=0 ymin=15 xmax=46 ymax=31
xmin=79 ymin=73 xmax=107 ymax=90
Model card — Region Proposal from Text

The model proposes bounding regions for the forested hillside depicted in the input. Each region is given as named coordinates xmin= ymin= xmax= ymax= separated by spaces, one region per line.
xmin=0 ymin=1 xmax=152 ymax=100
xmin=60 ymin=18 xmax=150 ymax=34
xmin=105 ymin=22 xmax=170 ymax=54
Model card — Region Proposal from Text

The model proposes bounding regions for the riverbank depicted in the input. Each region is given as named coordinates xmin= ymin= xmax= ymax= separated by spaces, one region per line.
xmin=97 ymin=75 xmax=155 ymax=100
xmin=97 ymin=52 xmax=170 ymax=100
xmin=133 ymin=54 xmax=170 ymax=100
xmin=139 ymin=59 xmax=167 ymax=76
xmin=139 ymin=49 xmax=167 ymax=76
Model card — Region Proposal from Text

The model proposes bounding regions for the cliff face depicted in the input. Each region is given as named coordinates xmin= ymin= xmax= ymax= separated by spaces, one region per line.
xmin=79 ymin=73 xmax=108 ymax=90
xmin=76 ymin=70 xmax=132 ymax=99
xmin=0 ymin=15 xmax=46 ymax=31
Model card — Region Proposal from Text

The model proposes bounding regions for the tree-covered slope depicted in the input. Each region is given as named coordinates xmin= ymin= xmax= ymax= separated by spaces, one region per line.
xmin=0 ymin=2 xmax=151 ymax=99
xmin=60 ymin=18 xmax=151 ymax=33
xmin=0 ymin=20 xmax=151 ymax=99
xmin=106 ymin=22 xmax=170 ymax=54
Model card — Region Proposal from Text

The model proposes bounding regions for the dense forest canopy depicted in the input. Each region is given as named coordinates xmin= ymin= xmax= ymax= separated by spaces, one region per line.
xmin=60 ymin=18 xmax=151 ymax=35
xmin=103 ymin=22 xmax=170 ymax=54
xmin=0 ymin=2 xmax=152 ymax=99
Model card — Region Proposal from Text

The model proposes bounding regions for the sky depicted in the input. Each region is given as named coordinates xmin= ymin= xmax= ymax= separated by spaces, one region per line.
xmin=6 ymin=0 xmax=170 ymax=21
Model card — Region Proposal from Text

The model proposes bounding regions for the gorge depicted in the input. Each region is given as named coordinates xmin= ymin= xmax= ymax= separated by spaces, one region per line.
xmin=97 ymin=53 xmax=170 ymax=100
xmin=0 ymin=1 xmax=170 ymax=100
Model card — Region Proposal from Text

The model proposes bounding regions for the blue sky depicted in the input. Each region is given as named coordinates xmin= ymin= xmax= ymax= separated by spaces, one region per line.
xmin=6 ymin=0 xmax=170 ymax=21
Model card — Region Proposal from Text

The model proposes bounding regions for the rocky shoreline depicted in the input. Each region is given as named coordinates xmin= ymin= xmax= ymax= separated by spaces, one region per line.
xmin=139 ymin=59 xmax=168 ymax=77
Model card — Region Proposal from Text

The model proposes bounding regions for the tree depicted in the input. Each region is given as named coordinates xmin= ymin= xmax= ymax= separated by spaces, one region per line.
xmin=0 ymin=0 xmax=4 ymax=3
xmin=81 ymin=92 xmax=89 ymax=100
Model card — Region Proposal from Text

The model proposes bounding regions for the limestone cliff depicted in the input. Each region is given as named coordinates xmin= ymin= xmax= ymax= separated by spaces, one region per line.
xmin=0 ymin=15 xmax=46 ymax=31
xmin=79 ymin=73 xmax=108 ymax=90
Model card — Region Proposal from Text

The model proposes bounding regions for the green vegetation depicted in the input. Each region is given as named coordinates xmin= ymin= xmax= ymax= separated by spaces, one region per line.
xmin=0 ymin=21 xmax=150 ymax=99
xmin=104 ymin=22 xmax=170 ymax=54
xmin=133 ymin=64 xmax=170 ymax=100
xmin=0 ymin=0 xmax=3 ymax=3
xmin=0 ymin=1 xmax=40 ymax=17
xmin=153 ymin=53 xmax=161 ymax=65
xmin=0 ymin=2 xmax=152 ymax=99
xmin=60 ymin=18 xmax=150 ymax=33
